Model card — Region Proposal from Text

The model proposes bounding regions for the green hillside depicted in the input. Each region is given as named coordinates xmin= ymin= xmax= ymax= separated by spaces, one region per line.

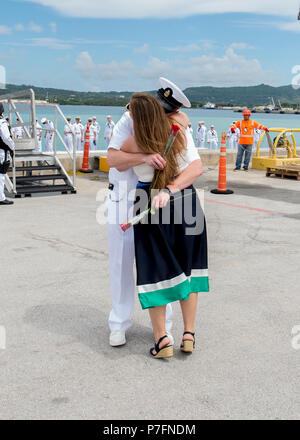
xmin=184 ymin=84 xmax=300 ymax=107
xmin=1 ymin=83 xmax=300 ymax=107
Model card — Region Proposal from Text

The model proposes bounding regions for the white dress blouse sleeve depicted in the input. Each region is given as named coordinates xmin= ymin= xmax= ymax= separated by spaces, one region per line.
xmin=109 ymin=112 xmax=134 ymax=151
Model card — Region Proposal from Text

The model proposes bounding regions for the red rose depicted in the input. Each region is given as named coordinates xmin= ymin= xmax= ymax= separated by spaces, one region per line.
xmin=120 ymin=223 xmax=131 ymax=232
xmin=171 ymin=124 xmax=181 ymax=137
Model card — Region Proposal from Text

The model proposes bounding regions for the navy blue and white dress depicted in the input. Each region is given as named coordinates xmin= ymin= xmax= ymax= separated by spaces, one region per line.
xmin=133 ymin=128 xmax=209 ymax=310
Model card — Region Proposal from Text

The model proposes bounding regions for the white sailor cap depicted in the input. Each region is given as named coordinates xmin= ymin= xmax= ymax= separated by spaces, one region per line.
xmin=92 ymin=116 xmax=97 ymax=119
xmin=41 ymin=117 xmax=47 ymax=124
xmin=107 ymin=115 xmax=111 ymax=118
xmin=157 ymin=77 xmax=191 ymax=114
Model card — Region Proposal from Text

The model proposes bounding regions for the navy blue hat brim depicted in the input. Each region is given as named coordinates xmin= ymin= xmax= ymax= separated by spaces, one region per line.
xmin=156 ymin=89 xmax=182 ymax=114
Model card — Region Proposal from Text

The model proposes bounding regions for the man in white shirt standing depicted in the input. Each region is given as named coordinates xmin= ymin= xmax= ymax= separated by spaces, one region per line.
xmin=196 ymin=121 xmax=206 ymax=149
xmin=207 ymin=125 xmax=218 ymax=150
xmin=253 ymin=128 xmax=261 ymax=152
xmin=104 ymin=115 xmax=115 ymax=147
xmin=86 ymin=118 xmax=96 ymax=151
xmin=74 ymin=117 xmax=84 ymax=151
xmin=34 ymin=119 xmax=42 ymax=153
xmin=12 ymin=118 xmax=24 ymax=140
xmin=92 ymin=117 xmax=100 ymax=149
xmin=0 ymin=103 xmax=15 ymax=205
xmin=41 ymin=118 xmax=54 ymax=153
xmin=64 ymin=117 xmax=74 ymax=153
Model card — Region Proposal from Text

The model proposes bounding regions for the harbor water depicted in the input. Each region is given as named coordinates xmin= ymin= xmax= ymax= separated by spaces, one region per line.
xmin=17 ymin=104 xmax=300 ymax=151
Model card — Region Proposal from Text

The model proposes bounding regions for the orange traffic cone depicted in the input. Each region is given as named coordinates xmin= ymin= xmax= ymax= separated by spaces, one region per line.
xmin=80 ymin=122 xmax=93 ymax=173
xmin=211 ymin=132 xmax=234 ymax=195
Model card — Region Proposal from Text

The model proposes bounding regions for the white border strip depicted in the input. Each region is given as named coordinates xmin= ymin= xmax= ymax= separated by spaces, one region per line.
xmin=138 ymin=273 xmax=187 ymax=294
xmin=190 ymin=269 xmax=209 ymax=278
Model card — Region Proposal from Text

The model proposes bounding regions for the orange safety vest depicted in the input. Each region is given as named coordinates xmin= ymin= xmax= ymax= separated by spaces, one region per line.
xmin=235 ymin=119 xmax=266 ymax=145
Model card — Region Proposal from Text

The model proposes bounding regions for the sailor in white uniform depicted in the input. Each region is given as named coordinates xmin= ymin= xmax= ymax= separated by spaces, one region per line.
xmin=84 ymin=118 xmax=95 ymax=151
xmin=106 ymin=77 xmax=195 ymax=347
xmin=253 ymin=128 xmax=261 ymax=152
xmin=34 ymin=120 xmax=42 ymax=153
xmin=41 ymin=118 xmax=54 ymax=152
xmin=0 ymin=103 xmax=15 ymax=205
xmin=104 ymin=116 xmax=115 ymax=147
xmin=92 ymin=117 xmax=100 ymax=149
xmin=74 ymin=117 xmax=84 ymax=151
xmin=227 ymin=122 xmax=237 ymax=150
xmin=207 ymin=125 xmax=218 ymax=150
xmin=12 ymin=118 xmax=24 ymax=140
xmin=64 ymin=117 xmax=74 ymax=153
xmin=196 ymin=121 xmax=206 ymax=149
xmin=234 ymin=126 xmax=240 ymax=150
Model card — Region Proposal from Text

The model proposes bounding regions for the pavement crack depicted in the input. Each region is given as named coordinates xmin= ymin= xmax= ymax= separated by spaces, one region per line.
xmin=29 ymin=233 xmax=108 ymax=258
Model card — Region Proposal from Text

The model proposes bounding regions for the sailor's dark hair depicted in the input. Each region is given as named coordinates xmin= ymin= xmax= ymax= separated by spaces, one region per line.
xmin=0 ymin=103 xmax=4 ymax=115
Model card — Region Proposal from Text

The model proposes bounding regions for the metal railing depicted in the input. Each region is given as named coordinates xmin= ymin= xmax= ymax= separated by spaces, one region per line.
xmin=257 ymin=128 xmax=300 ymax=159
xmin=0 ymin=88 xmax=76 ymax=193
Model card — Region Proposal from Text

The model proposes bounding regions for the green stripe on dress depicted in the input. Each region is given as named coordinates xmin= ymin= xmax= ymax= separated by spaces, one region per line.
xmin=190 ymin=276 xmax=210 ymax=293
xmin=139 ymin=279 xmax=191 ymax=310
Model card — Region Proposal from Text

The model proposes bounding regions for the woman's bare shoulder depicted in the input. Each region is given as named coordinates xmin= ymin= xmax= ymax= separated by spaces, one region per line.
xmin=121 ymin=136 xmax=140 ymax=153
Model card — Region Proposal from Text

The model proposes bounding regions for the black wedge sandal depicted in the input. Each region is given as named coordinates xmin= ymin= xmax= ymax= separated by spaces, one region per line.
xmin=150 ymin=335 xmax=174 ymax=359
xmin=180 ymin=332 xmax=195 ymax=353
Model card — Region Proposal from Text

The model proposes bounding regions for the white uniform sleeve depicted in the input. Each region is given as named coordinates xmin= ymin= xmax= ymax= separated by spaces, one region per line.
xmin=108 ymin=112 xmax=134 ymax=151
xmin=0 ymin=120 xmax=15 ymax=150
xmin=184 ymin=127 xmax=201 ymax=162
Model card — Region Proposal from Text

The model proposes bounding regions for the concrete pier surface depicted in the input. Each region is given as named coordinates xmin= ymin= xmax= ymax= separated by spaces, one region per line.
xmin=1 ymin=167 xmax=300 ymax=420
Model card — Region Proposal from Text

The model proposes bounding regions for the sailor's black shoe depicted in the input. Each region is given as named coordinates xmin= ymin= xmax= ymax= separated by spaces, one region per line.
xmin=0 ymin=199 xmax=14 ymax=205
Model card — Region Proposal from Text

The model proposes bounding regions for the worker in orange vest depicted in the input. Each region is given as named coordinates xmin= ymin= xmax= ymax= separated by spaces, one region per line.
xmin=234 ymin=109 xmax=269 ymax=171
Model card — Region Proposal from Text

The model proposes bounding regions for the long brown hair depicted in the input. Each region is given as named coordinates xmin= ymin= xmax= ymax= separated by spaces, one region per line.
xmin=130 ymin=92 xmax=185 ymax=189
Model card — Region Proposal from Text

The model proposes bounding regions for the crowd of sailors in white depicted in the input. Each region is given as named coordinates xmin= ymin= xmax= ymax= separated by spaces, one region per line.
xmin=10 ymin=117 xmax=262 ymax=153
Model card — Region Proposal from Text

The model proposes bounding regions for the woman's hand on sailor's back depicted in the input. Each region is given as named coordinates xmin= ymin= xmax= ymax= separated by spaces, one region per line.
xmin=143 ymin=153 xmax=166 ymax=170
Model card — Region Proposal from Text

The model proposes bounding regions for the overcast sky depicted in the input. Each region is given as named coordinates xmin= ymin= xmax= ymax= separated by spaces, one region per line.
xmin=0 ymin=0 xmax=300 ymax=91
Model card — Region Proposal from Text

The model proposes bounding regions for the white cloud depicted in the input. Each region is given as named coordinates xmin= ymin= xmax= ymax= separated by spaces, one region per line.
xmin=230 ymin=42 xmax=254 ymax=50
xmin=97 ymin=61 xmax=134 ymax=80
xmin=277 ymin=21 xmax=300 ymax=33
xmin=49 ymin=22 xmax=57 ymax=33
xmin=134 ymin=43 xmax=149 ymax=54
xmin=29 ymin=38 xmax=72 ymax=49
xmin=235 ymin=18 xmax=300 ymax=34
xmin=74 ymin=51 xmax=134 ymax=81
xmin=15 ymin=24 xmax=25 ymax=31
xmin=74 ymin=52 xmax=135 ymax=86
xmin=56 ymin=54 xmax=71 ymax=63
xmin=74 ymin=52 xmax=96 ymax=78
xmin=28 ymin=21 xmax=43 ymax=32
xmin=73 ymin=46 xmax=276 ymax=88
xmin=23 ymin=0 xmax=298 ymax=18
xmin=139 ymin=57 xmax=172 ymax=80
xmin=175 ymin=47 xmax=274 ymax=86
xmin=164 ymin=43 xmax=202 ymax=53
xmin=0 ymin=25 xmax=11 ymax=35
